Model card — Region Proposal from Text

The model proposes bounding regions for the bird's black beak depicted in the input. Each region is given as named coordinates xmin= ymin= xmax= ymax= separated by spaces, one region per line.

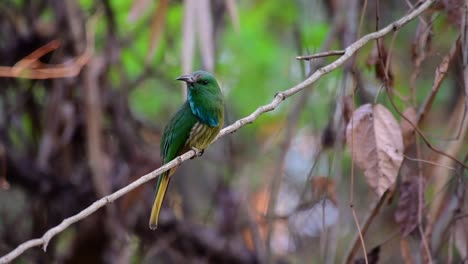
xmin=176 ymin=74 xmax=195 ymax=83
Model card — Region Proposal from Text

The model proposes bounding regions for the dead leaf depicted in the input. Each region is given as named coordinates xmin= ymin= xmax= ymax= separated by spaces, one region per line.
xmin=343 ymin=95 xmax=354 ymax=125
xmin=321 ymin=122 xmax=336 ymax=149
xmin=417 ymin=38 xmax=458 ymax=125
xmin=434 ymin=0 xmax=464 ymax=27
xmin=146 ymin=0 xmax=169 ymax=62
xmin=250 ymin=188 xmax=270 ymax=239
xmin=367 ymin=41 xmax=394 ymax=87
xmin=346 ymin=104 xmax=404 ymax=197
xmin=242 ymin=228 xmax=255 ymax=251
xmin=410 ymin=17 xmax=433 ymax=96
xmin=400 ymin=107 xmax=418 ymax=150
xmin=354 ymin=246 xmax=380 ymax=264
xmin=400 ymin=238 xmax=414 ymax=264
xmin=0 ymin=143 xmax=8 ymax=190
xmin=394 ymin=177 xmax=425 ymax=236
xmin=311 ymin=176 xmax=338 ymax=205
xmin=321 ymin=95 xmax=354 ymax=150
xmin=0 ymin=179 xmax=8 ymax=190
xmin=452 ymin=142 xmax=468 ymax=261
xmin=454 ymin=215 xmax=468 ymax=260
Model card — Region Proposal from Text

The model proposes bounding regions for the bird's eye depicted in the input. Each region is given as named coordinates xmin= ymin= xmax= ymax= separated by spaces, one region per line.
xmin=200 ymin=80 xmax=209 ymax=85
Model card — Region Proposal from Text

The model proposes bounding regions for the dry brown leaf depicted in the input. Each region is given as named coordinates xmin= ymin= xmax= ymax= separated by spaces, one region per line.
xmin=343 ymin=95 xmax=354 ymax=125
xmin=367 ymin=41 xmax=394 ymax=87
xmin=321 ymin=95 xmax=354 ymax=150
xmin=411 ymin=19 xmax=432 ymax=75
xmin=311 ymin=176 xmax=338 ymax=205
xmin=417 ymin=38 xmax=458 ymax=127
xmin=400 ymin=107 xmax=418 ymax=150
xmin=242 ymin=228 xmax=255 ymax=251
xmin=394 ymin=177 xmax=425 ymax=236
xmin=346 ymin=104 xmax=404 ymax=197
xmin=452 ymin=175 xmax=468 ymax=261
xmin=321 ymin=122 xmax=336 ymax=149
xmin=0 ymin=178 xmax=8 ymax=190
xmin=146 ymin=0 xmax=169 ymax=62
xmin=434 ymin=0 xmax=464 ymax=27
xmin=0 ymin=143 xmax=8 ymax=190
xmin=354 ymin=246 xmax=380 ymax=264
xmin=454 ymin=215 xmax=468 ymax=260
xmin=400 ymin=238 xmax=414 ymax=264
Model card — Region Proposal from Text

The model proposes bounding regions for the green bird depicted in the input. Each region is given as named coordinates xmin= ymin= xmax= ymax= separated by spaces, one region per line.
xmin=149 ymin=70 xmax=225 ymax=229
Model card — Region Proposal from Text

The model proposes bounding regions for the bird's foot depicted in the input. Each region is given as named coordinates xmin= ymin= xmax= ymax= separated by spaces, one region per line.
xmin=191 ymin=147 xmax=204 ymax=159
xmin=274 ymin=92 xmax=285 ymax=101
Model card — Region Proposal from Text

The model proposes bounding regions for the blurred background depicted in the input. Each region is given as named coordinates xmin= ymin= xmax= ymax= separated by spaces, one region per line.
xmin=0 ymin=0 xmax=466 ymax=263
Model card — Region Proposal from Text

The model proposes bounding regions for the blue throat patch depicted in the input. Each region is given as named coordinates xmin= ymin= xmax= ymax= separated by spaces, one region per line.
xmin=188 ymin=91 xmax=219 ymax=127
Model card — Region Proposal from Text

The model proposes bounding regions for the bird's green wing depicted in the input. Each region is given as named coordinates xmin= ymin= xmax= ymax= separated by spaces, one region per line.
xmin=151 ymin=102 xmax=196 ymax=229
xmin=160 ymin=102 xmax=198 ymax=163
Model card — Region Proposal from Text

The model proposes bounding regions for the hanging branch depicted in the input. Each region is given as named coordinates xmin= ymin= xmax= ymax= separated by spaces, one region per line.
xmin=0 ymin=1 xmax=437 ymax=263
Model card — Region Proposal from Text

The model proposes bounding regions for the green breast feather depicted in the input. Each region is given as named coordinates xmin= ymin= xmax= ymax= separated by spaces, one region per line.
xmin=160 ymin=102 xmax=198 ymax=163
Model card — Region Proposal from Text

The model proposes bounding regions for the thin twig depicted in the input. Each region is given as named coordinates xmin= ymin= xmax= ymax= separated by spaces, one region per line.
xmin=386 ymin=88 xmax=468 ymax=169
xmin=447 ymin=226 xmax=454 ymax=264
xmin=351 ymin=209 xmax=368 ymax=263
xmin=416 ymin=38 xmax=460 ymax=125
xmin=409 ymin=13 xmax=433 ymax=104
xmin=357 ymin=0 xmax=369 ymax=38
xmin=343 ymin=192 xmax=389 ymax=264
xmin=404 ymin=154 xmax=458 ymax=172
xmin=348 ymin=83 xmax=368 ymax=264
xmin=296 ymin=50 xmax=345 ymax=60
xmin=0 ymin=14 xmax=97 ymax=79
xmin=419 ymin=225 xmax=433 ymax=263
xmin=0 ymin=2 xmax=437 ymax=262
xmin=12 ymin=40 xmax=61 ymax=74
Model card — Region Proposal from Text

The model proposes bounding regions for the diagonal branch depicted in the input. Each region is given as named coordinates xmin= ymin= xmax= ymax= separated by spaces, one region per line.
xmin=0 ymin=1 xmax=436 ymax=262
xmin=296 ymin=50 xmax=345 ymax=60
xmin=0 ymin=41 xmax=90 ymax=79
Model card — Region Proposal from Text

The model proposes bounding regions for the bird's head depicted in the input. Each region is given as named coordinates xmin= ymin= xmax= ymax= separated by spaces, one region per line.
xmin=176 ymin=70 xmax=224 ymax=126
xmin=176 ymin=70 xmax=221 ymax=96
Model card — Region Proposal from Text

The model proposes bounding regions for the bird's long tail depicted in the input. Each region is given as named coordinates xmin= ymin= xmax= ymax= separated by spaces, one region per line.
xmin=149 ymin=170 xmax=172 ymax=230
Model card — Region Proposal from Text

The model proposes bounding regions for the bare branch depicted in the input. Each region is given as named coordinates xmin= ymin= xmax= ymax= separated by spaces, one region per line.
xmin=344 ymin=192 xmax=389 ymax=264
xmin=0 ymin=13 xmax=98 ymax=80
xmin=0 ymin=1 xmax=436 ymax=262
xmin=0 ymin=42 xmax=90 ymax=79
xmin=296 ymin=50 xmax=345 ymax=60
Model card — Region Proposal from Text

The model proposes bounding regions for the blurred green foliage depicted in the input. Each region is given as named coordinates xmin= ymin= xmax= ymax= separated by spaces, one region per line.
xmin=1 ymin=0 xmax=464 ymax=262
xmin=75 ymin=0 xmax=337 ymax=136
xmin=92 ymin=0 xmax=454 ymax=147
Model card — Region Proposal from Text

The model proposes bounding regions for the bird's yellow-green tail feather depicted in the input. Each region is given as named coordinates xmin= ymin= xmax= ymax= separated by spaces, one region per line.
xmin=149 ymin=171 xmax=171 ymax=230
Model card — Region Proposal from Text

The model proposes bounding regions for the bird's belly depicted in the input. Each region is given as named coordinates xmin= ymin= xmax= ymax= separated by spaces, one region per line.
xmin=186 ymin=122 xmax=221 ymax=150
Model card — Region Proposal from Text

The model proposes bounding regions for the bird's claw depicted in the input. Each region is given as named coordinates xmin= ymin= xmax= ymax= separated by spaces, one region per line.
xmin=274 ymin=92 xmax=285 ymax=101
xmin=191 ymin=147 xmax=204 ymax=159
